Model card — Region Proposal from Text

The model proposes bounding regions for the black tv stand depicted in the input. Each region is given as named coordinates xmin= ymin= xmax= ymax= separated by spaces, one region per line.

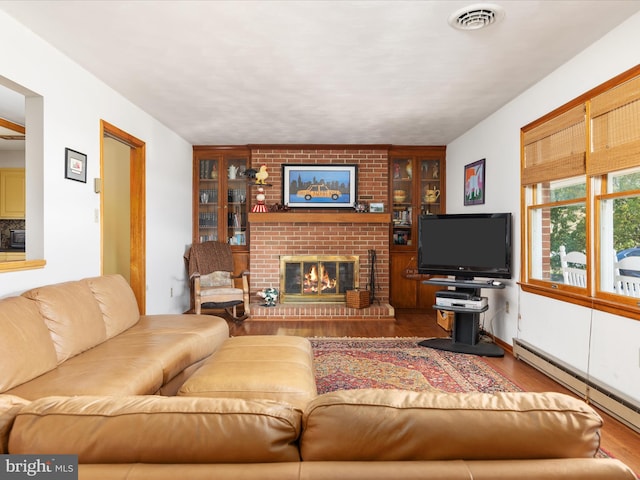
xmin=419 ymin=278 xmax=505 ymax=357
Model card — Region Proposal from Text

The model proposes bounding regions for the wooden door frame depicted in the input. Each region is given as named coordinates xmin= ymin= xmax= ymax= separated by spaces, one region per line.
xmin=100 ymin=120 xmax=146 ymax=314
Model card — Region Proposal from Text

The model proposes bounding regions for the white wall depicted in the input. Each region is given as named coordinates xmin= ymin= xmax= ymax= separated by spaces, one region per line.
xmin=0 ymin=10 xmax=193 ymax=314
xmin=447 ymin=13 xmax=640 ymax=401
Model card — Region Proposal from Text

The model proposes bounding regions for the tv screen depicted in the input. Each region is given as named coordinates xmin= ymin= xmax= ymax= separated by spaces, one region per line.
xmin=418 ymin=213 xmax=512 ymax=279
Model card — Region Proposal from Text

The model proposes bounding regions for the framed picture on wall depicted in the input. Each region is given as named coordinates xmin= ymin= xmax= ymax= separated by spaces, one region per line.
xmin=64 ymin=148 xmax=87 ymax=183
xmin=464 ymin=158 xmax=485 ymax=205
xmin=282 ymin=164 xmax=357 ymax=208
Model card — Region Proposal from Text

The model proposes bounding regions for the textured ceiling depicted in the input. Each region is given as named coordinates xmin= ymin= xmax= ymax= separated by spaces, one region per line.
xmin=1 ymin=1 xmax=639 ymax=146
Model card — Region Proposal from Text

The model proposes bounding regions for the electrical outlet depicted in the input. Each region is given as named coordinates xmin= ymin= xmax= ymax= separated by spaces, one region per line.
xmin=94 ymin=209 xmax=99 ymax=223
xmin=170 ymin=287 xmax=173 ymax=298
xmin=505 ymin=301 xmax=509 ymax=313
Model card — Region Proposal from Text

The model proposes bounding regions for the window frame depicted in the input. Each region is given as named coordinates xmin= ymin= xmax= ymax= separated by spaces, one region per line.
xmin=520 ymin=65 xmax=640 ymax=321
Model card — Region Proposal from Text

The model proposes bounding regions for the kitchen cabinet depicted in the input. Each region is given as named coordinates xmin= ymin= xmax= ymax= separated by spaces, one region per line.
xmin=0 ymin=168 xmax=25 ymax=219
xmin=389 ymin=146 xmax=446 ymax=309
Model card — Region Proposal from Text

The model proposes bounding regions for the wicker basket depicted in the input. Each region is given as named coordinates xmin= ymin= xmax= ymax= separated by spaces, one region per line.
xmin=346 ymin=289 xmax=370 ymax=309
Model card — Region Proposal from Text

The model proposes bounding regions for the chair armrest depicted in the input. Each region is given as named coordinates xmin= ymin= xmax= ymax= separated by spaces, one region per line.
xmin=231 ymin=271 xmax=250 ymax=278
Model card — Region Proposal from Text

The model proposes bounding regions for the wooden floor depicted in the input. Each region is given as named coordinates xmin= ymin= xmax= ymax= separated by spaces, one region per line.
xmin=225 ymin=309 xmax=640 ymax=474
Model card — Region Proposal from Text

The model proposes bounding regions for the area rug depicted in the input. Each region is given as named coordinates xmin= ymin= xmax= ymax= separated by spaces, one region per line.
xmin=310 ymin=336 xmax=615 ymax=460
xmin=310 ymin=337 xmax=522 ymax=395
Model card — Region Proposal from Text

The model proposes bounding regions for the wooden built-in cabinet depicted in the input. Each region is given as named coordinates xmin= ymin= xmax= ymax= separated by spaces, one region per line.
xmin=389 ymin=146 xmax=446 ymax=309
xmin=192 ymin=146 xmax=250 ymax=273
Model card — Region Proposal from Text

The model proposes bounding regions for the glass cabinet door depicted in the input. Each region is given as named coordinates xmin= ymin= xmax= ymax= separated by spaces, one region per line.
xmin=194 ymin=147 xmax=250 ymax=248
xmin=419 ymin=158 xmax=442 ymax=216
xmin=197 ymin=156 xmax=220 ymax=243
xmin=226 ymin=156 xmax=248 ymax=246
xmin=391 ymin=157 xmax=414 ymax=247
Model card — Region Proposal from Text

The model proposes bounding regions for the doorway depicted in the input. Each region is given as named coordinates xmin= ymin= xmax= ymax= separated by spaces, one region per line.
xmin=100 ymin=120 xmax=146 ymax=313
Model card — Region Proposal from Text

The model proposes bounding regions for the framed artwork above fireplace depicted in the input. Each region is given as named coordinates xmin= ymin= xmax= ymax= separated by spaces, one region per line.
xmin=282 ymin=164 xmax=357 ymax=208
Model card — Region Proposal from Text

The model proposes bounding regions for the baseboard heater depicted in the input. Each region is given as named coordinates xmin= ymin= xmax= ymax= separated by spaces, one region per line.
xmin=513 ymin=338 xmax=640 ymax=434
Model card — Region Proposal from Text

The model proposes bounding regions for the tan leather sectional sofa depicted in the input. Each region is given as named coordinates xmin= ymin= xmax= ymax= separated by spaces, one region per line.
xmin=0 ymin=275 xmax=636 ymax=479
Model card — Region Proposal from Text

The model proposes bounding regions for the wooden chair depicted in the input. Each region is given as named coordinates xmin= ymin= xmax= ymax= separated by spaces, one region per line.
xmin=559 ymin=245 xmax=587 ymax=287
xmin=614 ymin=256 xmax=640 ymax=298
xmin=185 ymin=241 xmax=250 ymax=321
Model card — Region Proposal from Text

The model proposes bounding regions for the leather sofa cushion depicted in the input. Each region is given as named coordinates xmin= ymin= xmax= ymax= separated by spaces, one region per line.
xmin=0 ymin=297 xmax=58 ymax=392
xmin=6 ymin=314 xmax=229 ymax=400
xmin=0 ymin=395 xmax=30 ymax=454
xmin=85 ymin=274 xmax=140 ymax=338
xmin=9 ymin=396 xmax=302 ymax=463
xmin=178 ymin=335 xmax=317 ymax=410
xmin=22 ymin=280 xmax=107 ymax=363
xmin=300 ymin=389 xmax=603 ymax=461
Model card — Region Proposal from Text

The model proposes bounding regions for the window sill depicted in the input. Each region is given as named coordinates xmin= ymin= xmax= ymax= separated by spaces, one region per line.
xmin=0 ymin=259 xmax=46 ymax=273
xmin=520 ymin=281 xmax=640 ymax=321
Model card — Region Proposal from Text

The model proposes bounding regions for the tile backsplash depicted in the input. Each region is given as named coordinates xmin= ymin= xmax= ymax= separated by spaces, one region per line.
xmin=0 ymin=219 xmax=25 ymax=249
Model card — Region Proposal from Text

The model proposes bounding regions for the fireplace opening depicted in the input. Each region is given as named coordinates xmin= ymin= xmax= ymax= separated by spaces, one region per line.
xmin=280 ymin=255 xmax=359 ymax=303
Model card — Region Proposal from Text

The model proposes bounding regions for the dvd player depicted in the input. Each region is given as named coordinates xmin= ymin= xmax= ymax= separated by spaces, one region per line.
xmin=435 ymin=290 xmax=473 ymax=300
xmin=435 ymin=296 xmax=488 ymax=310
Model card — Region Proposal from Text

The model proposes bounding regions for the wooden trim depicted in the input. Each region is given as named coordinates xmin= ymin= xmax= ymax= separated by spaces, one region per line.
xmin=0 ymin=259 xmax=46 ymax=273
xmin=248 ymin=212 xmax=391 ymax=224
xmin=101 ymin=120 xmax=146 ymax=314
xmin=0 ymin=118 xmax=25 ymax=134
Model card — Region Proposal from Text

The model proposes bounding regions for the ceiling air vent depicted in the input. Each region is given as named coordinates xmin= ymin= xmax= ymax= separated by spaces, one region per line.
xmin=448 ymin=3 xmax=505 ymax=31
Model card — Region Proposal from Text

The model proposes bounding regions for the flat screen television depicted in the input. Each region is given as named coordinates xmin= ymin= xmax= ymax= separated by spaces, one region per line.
xmin=418 ymin=213 xmax=512 ymax=280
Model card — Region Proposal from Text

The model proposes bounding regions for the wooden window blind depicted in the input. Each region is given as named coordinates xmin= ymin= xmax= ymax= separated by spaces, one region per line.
xmin=522 ymin=104 xmax=586 ymax=185
xmin=589 ymin=74 xmax=640 ymax=176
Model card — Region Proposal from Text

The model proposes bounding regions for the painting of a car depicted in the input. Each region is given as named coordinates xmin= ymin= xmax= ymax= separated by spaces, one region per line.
xmin=297 ymin=184 xmax=342 ymax=201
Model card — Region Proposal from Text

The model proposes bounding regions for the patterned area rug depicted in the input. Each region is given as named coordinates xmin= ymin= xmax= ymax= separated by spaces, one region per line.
xmin=311 ymin=337 xmax=522 ymax=394
xmin=310 ymin=336 xmax=613 ymax=461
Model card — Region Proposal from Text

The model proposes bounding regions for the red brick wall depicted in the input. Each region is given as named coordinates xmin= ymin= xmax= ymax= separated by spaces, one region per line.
xmin=249 ymin=147 xmax=390 ymax=304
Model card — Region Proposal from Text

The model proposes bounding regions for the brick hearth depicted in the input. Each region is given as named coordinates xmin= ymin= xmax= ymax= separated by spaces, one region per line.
xmin=250 ymin=303 xmax=395 ymax=321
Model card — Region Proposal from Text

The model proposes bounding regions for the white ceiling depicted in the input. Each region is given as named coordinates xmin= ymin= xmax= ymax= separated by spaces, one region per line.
xmin=1 ymin=0 xmax=639 ymax=146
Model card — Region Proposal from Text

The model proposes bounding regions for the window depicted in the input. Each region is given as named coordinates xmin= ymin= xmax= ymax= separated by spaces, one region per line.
xmin=521 ymin=66 xmax=640 ymax=317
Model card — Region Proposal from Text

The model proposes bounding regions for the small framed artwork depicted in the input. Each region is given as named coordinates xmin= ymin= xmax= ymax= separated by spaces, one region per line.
xmin=65 ymin=148 xmax=87 ymax=183
xmin=464 ymin=158 xmax=485 ymax=206
xmin=369 ymin=202 xmax=384 ymax=213
xmin=282 ymin=164 xmax=357 ymax=208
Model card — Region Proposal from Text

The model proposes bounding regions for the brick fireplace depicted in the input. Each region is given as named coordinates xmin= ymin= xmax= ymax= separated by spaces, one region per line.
xmin=247 ymin=147 xmax=394 ymax=320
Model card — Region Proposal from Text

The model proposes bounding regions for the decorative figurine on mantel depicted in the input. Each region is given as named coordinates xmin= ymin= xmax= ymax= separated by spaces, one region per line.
xmin=255 ymin=164 xmax=269 ymax=185
xmin=251 ymin=186 xmax=269 ymax=213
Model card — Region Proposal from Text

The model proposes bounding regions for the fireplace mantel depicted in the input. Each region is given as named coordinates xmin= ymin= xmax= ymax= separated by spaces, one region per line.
xmin=248 ymin=212 xmax=391 ymax=224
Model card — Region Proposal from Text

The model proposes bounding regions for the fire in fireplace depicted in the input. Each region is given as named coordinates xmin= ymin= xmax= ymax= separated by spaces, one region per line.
xmin=279 ymin=255 xmax=359 ymax=303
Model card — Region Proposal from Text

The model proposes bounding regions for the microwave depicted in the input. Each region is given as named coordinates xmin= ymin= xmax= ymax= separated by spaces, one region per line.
xmin=9 ymin=229 xmax=25 ymax=249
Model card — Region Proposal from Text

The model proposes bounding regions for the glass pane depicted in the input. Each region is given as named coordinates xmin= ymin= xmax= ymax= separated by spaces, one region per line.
xmin=537 ymin=176 xmax=586 ymax=202
xmin=318 ymin=262 xmax=337 ymax=295
xmin=392 ymin=157 xmax=413 ymax=246
xmin=198 ymin=158 xmax=218 ymax=243
xmin=419 ymin=159 xmax=441 ymax=216
xmin=338 ymin=262 xmax=355 ymax=293
xmin=608 ymin=167 xmax=640 ymax=194
xmin=599 ymin=194 xmax=640 ymax=295
xmin=226 ymin=157 xmax=247 ymax=245
xmin=284 ymin=263 xmax=302 ymax=294
xmin=529 ymin=202 xmax=586 ymax=283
